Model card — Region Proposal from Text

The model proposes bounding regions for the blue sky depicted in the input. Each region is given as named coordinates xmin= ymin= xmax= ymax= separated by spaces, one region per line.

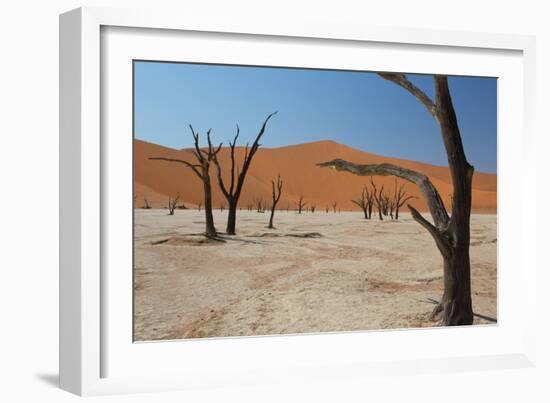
xmin=134 ymin=61 xmax=497 ymax=173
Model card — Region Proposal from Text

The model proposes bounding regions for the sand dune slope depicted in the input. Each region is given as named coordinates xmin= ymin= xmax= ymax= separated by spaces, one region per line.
xmin=134 ymin=139 xmax=496 ymax=213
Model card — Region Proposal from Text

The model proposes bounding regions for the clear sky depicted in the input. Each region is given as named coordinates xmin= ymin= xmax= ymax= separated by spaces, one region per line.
xmin=134 ymin=61 xmax=497 ymax=173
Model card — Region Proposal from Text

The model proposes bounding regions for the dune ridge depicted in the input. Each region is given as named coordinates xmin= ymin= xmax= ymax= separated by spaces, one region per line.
xmin=134 ymin=139 xmax=496 ymax=213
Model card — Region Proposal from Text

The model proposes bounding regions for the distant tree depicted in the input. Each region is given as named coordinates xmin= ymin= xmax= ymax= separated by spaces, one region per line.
xmin=219 ymin=202 xmax=225 ymax=212
xmin=351 ymin=186 xmax=371 ymax=219
xmin=150 ymin=126 xmax=222 ymax=238
xmin=381 ymin=191 xmax=391 ymax=217
xmin=167 ymin=194 xmax=180 ymax=215
xmin=212 ymin=113 xmax=277 ymax=235
xmin=197 ymin=201 xmax=202 ymax=212
xmin=388 ymin=196 xmax=395 ymax=219
xmin=393 ymin=178 xmax=417 ymax=220
xmin=366 ymin=181 xmax=375 ymax=219
xmin=296 ymin=194 xmax=307 ymax=214
xmin=370 ymin=178 xmax=385 ymax=220
xmin=267 ymin=174 xmax=283 ymax=229
xmin=332 ymin=201 xmax=337 ymax=213
xmin=142 ymin=196 xmax=152 ymax=210
xmin=310 ymin=204 xmax=316 ymax=213
xmin=253 ymin=197 xmax=265 ymax=213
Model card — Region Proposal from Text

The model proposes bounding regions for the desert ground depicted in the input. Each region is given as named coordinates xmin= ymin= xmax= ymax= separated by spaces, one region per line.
xmin=133 ymin=209 xmax=497 ymax=341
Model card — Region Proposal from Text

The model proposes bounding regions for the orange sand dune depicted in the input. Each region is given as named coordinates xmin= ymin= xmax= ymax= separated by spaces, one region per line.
xmin=134 ymin=139 xmax=496 ymax=214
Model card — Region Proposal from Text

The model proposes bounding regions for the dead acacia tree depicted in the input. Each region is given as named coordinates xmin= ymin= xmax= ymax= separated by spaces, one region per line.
xmin=219 ymin=203 xmax=225 ymax=212
xmin=142 ymin=196 xmax=152 ymax=209
xmin=167 ymin=194 xmax=180 ymax=215
xmin=388 ymin=197 xmax=395 ymax=220
xmin=318 ymin=74 xmax=474 ymax=326
xmin=366 ymin=183 xmax=375 ymax=219
xmin=253 ymin=197 xmax=264 ymax=213
xmin=351 ymin=186 xmax=371 ymax=219
xmin=382 ymin=190 xmax=392 ymax=217
xmin=296 ymin=194 xmax=307 ymax=214
xmin=370 ymin=178 xmax=385 ymax=220
xmin=197 ymin=201 xmax=202 ymax=212
xmin=150 ymin=126 xmax=222 ymax=238
xmin=267 ymin=174 xmax=283 ymax=229
xmin=310 ymin=204 xmax=316 ymax=213
xmin=212 ymin=113 xmax=277 ymax=235
xmin=332 ymin=201 xmax=337 ymax=213
xmin=393 ymin=178 xmax=417 ymax=220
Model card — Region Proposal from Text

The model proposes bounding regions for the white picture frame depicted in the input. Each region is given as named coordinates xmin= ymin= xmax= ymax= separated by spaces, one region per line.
xmin=59 ymin=6 xmax=537 ymax=396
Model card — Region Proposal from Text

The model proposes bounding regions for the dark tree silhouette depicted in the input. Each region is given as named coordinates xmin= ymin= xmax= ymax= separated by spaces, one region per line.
xmin=267 ymin=174 xmax=283 ymax=229
xmin=167 ymin=194 xmax=180 ymax=215
xmin=332 ymin=201 xmax=337 ymax=213
xmin=393 ymin=178 xmax=417 ymax=220
xmin=380 ymin=191 xmax=391 ymax=217
xmin=370 ymin=178 xmax=385 ymax=220
xmin=142 ymin=196 xmax=152 ymax=210
xmin=388 ymin=196 xmax=395 ymax=220
xmin=366 ymin=181 xmax=375 ymax=219
xmin=150 ymin=126 xmax=222 ymax=238
xmin=296 ymin=194 xmax=307 ymax=214
xmin=253 ymin=197 xmax=264 ymax=213
xmin=212 ymin=113 xmax=277 ymax=235
xmin=351 ymin=186 xmax=371 ymax=219
xmin=318 ymin=73 xmax=474 ymax=326
xmin=197 ymin=201 xmax=202 ymax=212
xmin=219 ymin=203 xmax=225 ymax=212
xmin=310 ymin=204 xmax=316 ymax=213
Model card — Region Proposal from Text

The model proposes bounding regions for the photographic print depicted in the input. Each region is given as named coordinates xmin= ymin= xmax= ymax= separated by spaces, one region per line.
xmin=133 ymin=61 xmax=497 ymax=341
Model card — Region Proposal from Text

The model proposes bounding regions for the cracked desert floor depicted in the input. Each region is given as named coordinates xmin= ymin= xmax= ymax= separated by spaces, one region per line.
xmin=133 ymin=209 xmax=497 ymax=341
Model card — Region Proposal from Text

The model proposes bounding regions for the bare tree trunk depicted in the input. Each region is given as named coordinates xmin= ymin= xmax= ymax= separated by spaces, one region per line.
xmin=213 ymin=113 xmax=277 ymax=235
xmin=167 ymin=194 xmax=180 ymax=215
xmin=226 ymin=200 xmax=237 ymax=232
xmin=150 ymin=126 xmax=222 ymax=239
xmin=203 ymin=177 xmax=216 ymax=237
xmin=394 ymin=178 xmax=416 ymax=221
xmin=296 ymin=194 xmax=306 ymax=214
xmin=268 ymin=174 xmax=283 ymax=229
xmin=143 ymin=197 xmax=151 ymax=209
xmin=318 ymin=74 xmax=474 ymax=326
xmin=351 ymin=185 xmax=369 ymax=219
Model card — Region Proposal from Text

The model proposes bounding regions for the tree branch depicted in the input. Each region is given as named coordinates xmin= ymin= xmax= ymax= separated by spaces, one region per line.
xmin=378 ymin=73 xmax=438 ymax=120
xmin=234 ymin=112 xmax=277 ymax=198
xmin=188 ymin=125 xmax=203 ymax=163
xmin=317 ymin=159 xmax=449 ymax=229
xmin=408 ymin=205 xmax=451 ymax=258
xmin=149 ymin=157 xmax=202 ymax=179
xmin=229 ymin=125 xmax=239 ymax=196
